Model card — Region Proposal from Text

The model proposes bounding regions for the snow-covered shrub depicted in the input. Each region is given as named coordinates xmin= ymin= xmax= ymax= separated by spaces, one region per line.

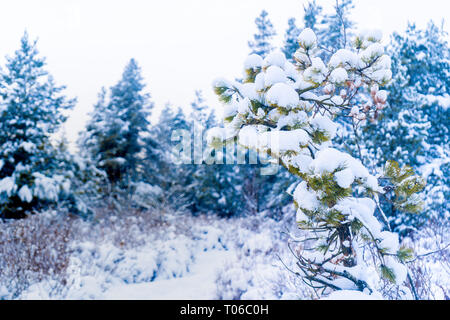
xmin=131 ymin=182 xmax=163 ymax=210
xmin=49 ymin=212 xmax=227 ymax=299
xmin=0 ymin=211 xmax=73 ymax=299
xmin=403 ymin=219 xmax=450 ymax=300
xmin=215 ymin=212 xmax=312 ymax=300
xmin=2 ymin=206 xmax=445 ymax=300
xmin=210 ymin=28 xmax=425 ymax=299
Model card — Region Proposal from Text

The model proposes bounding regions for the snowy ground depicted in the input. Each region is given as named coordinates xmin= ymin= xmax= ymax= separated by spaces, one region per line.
xmin=1 ymin=209 xmax=302 ymax=300
xmin=102 ymin=249 xmax=233 ymax=300
xmin=0 ymin=208 xmax=448 ymax=300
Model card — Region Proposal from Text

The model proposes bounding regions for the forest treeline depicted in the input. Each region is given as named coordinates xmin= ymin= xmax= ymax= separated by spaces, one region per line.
xmin=0 ymin=0 xmax=448 ymax=239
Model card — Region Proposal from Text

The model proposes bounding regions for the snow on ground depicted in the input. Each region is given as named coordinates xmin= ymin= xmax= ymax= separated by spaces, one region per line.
xmin=102 ymin=250 xmax=233 ymax=300
xmin=8 ymin=209 xmax=304 ymax=300
xmin=1 ymin=207 xmax=448 ymax=300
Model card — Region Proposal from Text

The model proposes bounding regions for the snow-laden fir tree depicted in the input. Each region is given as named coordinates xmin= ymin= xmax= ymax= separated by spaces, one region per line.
xmin=190 ymin=90 xmax=214 ymax=126
xmin=80 ymin=88 xmax=108 ymax=156
xmin=248 ymin=10 xmax=276 ymax=58
xmin=0 ymin=32 xmax=86 ymax=219
xmin=81 ymin=59 xmax=152 ymax=189
xmin=208 ymin=28 xmax=425 ymax=299
xmin=361 ymin=22 xmax=449 ymax=233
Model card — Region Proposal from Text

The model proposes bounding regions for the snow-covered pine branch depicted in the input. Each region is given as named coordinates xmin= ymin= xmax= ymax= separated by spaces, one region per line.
xmin=209 ymin=28 xmax=425 ymax=299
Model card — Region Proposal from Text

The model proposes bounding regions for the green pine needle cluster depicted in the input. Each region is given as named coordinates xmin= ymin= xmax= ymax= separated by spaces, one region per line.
xmin=213 ymin=85 xmax=234 ymax=104
xmin=381 ymin=264 xmax=397 ymax=284
xmin=307 ymin=171 xmax=352 ymax=208
xmin=384 ymin=160 xmax=425 ymax=214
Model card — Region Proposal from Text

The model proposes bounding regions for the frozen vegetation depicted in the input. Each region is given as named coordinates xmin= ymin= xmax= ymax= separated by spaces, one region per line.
xmin=0 ymin=0 xmax=449 ymax=300
xmin=0 ymin=206 xmax=447 ymax=300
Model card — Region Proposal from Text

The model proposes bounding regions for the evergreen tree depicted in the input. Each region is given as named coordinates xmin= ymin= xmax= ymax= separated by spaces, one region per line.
xmin=418 ymin=23 xmax=450 ymax=225
xmin=190 ymin=90 xmax=212 ymax=125
xmin=107 ymin=58 xmax=152 ymax=184
xmin=248 ymin=10 xmax=276 ymax=58
xmin=303 ymin=0 xmax=323 ymax=31
xmin=210 ymin=28 xmax=424 ymax=299
xmin=282 ymin=18 xmax=301 ymax=60
xmin=143 ymin=105 xmax=195 ymax=211
xmin=361 ymin=22 xmax=449 ymax=232
xmin=82 ymin=59 xmax=153 ymax=188
xmin=0 ymin=32 xmax=82 ymax=219
xmin=319 ymin=0 xmax=355 ymax=57
xmin=79 ymin=88 xmax=108 ymax=163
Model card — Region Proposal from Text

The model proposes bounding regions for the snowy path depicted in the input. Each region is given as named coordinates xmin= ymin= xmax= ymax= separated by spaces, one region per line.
xmin=102 ymin=249 xmax=232 ymax=300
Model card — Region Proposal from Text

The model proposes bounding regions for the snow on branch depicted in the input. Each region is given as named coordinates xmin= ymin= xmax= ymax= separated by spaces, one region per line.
xmin=210 ymin=28 xmax=425 ymax=299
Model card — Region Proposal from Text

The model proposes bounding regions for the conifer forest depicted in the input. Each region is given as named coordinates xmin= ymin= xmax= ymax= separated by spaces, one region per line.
xmin=0 ymin=0 xmax=448 ymax=301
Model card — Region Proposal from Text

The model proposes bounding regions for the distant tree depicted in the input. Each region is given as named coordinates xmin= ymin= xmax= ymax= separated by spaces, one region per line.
xmin=319 ymin=0 xmax=355 ymax=57
xmin=143 ymin=105 xmax=194 ymax=210
xmin=361 ymin=22 xmax=450 ymax=233
xmin=0 ymin=32 xmax=84 ymax=219
xmin=282 ymin=18 xmax=301 ymax=60
xmin=82 ymin=59 xmax=152 ymax=188
xmin=303 ymin=0 xmax=323 ymax=31
xmin=248 ymin=10 xmax=276 ymax=58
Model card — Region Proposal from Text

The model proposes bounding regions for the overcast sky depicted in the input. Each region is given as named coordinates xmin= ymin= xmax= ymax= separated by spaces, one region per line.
xmin=0 ymin=0 xmax=448 ymax=145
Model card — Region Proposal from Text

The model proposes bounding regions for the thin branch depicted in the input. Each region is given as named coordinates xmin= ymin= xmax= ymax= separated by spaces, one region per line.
xmin=407 ymin=243 xmax=450 ymax=263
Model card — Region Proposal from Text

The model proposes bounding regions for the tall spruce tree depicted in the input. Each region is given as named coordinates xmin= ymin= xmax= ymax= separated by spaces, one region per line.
xmin=248 ymin=10 xmax=276 ymax=58
xmin=0 ymin=32 xmax=82 ymax=219
xmin=107 ymin=59 xmax=152 ymax=184
xmin=82 ymin=59 xmax=153 ymax=189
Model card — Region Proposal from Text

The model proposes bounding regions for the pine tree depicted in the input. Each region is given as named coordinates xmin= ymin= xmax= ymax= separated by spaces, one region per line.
xmin=210 ymin=28 xmax=424 ymax=299
xmin=418 ymin=23 xmax=450 ymax=225
xmin=282 ymin=18 xmax=301 ymax=60
xmin=319 ymin=0 xmax=355 ymax=57
xmin=82 ymin=59 xmax=153 ymax=188
xmin=79 ymin=88 xmax=108 ymax=163
xmin=0 ymin=32 xmax=83 ymax=219
xmin=107 ymin=58 xmax=152 ymax=184
xmin=143 ymin=105 xmax=195 ymax=211
xmin=185 ymin=91 xmax=245 ymax=216
xmin=303 ymin=0 xmax=323 ymax=31
xmin=248 ymin=10 xmax=276 ymax=58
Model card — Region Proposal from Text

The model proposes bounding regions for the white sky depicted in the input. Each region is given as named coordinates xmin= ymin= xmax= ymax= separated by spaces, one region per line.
xmin=0 ymin=0 xmax=448 ymax=145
